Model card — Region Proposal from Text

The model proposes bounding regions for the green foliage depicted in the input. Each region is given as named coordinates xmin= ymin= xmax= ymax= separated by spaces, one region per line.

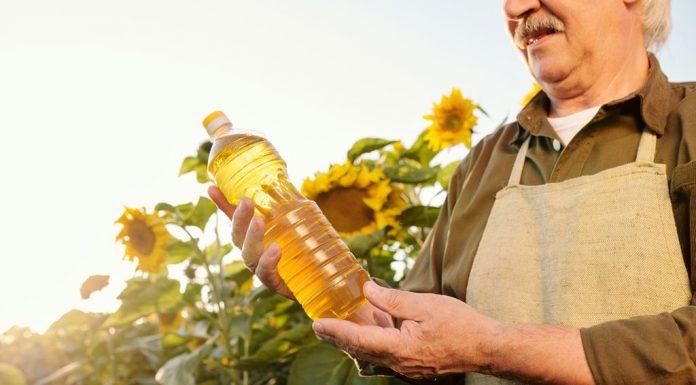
xmin=105 ymin=277 xmax=182 ymax=327
xmin=179 ymin=141 xmax=212 ymax=183
xmin=288 ymin=343 xmax=388 ymax=385
xmin=437 ymin=160 xmax=461 ymax=190
xmin=399 ymin=206 xmax=441 ymax=228
xmin=402 ymin=130 xmax=437 ymax=167
xmin=155 ymin=334 xmax=217 ymax=385
xmin=347 ymin=138 xmax=396 ymax=162
xmin=383 ymin=163 xmax=438 ymax=184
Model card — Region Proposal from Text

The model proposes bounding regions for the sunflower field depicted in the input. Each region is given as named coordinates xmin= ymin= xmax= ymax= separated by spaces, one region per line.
xmin=0 ymin=88 xmax=497 ymax=385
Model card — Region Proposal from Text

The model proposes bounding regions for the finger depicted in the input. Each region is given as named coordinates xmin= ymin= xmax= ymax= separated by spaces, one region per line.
xmin=207 ymin=186 xmax=236 ymax=219
xmin=312 ymin=318 xmax=398 ymax=358
xmin=256 ymin=243 xmax=295 ymax=300
xmin=363 ymin=281 xmax=427 ymax=321
xmin=241 ymin=216 xmax=265 ymax=270
xmin=232 ymin=197 xmax=255 ymax=248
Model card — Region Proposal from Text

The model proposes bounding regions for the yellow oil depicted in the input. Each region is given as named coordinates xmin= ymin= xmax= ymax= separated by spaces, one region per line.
xmin=208 ymin=132 xmax=369 ymax=320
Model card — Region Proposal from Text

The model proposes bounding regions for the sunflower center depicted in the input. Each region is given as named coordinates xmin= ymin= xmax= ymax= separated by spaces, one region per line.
xmin=315 ymin=187 xmax=374 ymax=234
xmin=445 ymin=114 xmax=461 ymax=130
xmin=127 ymin=219 xmax=156 ymax=255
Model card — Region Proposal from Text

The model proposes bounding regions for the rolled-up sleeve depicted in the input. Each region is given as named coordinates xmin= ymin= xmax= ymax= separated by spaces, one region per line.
xmin=580 ymin=305 xmax=696 ymax=384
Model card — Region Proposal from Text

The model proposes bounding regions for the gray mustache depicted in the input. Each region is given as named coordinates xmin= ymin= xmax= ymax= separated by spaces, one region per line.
xmin=514 ymin=13 xmax=566 ymax=49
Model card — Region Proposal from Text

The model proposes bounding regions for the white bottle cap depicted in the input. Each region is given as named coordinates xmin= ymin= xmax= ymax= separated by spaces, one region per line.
xmin=202 ymin=111 xmax=233 ymax=138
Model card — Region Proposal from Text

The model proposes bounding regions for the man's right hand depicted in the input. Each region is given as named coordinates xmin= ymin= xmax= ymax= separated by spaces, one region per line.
xmin=207 ymin=186 xmax=295 ymax=300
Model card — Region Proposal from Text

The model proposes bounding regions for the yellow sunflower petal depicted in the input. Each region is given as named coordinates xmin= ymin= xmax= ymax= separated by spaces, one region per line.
xmin=115 ymin=207 xmax=170 ymax=274
xmin=303 ymin=163 xmax=406 ymax=237
xmin=521 ymin=83 xmax=542 ymax=106
xmin=423 ymin=88 xmax=478 ymax=151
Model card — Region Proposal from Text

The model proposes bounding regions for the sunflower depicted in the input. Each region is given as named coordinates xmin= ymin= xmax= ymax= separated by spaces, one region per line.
xmin=302 ymin=162 xmax=408 ymax=237
xmin=115 ymin=207 xmax=170 ymax=274
xmin=423 ymin=88 xmax=478 ymax=151
xmin=521 ymin=83 xmax=543 ymax=106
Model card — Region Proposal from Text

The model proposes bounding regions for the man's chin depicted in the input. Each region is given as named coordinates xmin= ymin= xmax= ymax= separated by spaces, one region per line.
xmin=528 ymin=56 xmax=573 ymax=86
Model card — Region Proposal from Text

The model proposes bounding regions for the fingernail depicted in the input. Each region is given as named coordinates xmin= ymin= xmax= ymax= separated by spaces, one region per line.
xmin=312 ymin=322 xmax=324 ymax=334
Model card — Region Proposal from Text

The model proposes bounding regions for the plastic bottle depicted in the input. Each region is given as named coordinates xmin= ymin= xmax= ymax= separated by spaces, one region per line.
xmin=203 ymin=111 xmax=373 ymax=322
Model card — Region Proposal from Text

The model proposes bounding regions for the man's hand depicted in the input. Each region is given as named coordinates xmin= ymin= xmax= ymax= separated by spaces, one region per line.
xmin=312 ymin=281 xmax=502 ymax=379
xmin=208 ymin=186 xmax=295 ymax=300
xmin=312 ymin=281 xmax=596 ymax=384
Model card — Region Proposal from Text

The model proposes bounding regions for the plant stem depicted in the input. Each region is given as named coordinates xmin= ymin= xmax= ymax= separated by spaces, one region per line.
xmin=104 ymin=329 xmax=118 ymax=385
xmin=179 ymin=225 xmax=236 ymax=360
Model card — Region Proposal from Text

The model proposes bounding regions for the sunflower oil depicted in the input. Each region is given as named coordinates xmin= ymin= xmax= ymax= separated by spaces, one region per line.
xmin=203 ymin=111 xmax=371 ymax=321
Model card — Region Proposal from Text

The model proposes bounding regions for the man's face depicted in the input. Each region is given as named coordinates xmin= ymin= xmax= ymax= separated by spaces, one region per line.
xmin=503 ymin=0 xmax=630 ymax=87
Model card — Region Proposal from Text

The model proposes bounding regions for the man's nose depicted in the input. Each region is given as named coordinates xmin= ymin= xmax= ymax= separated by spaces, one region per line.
xmin=503 ymin=0 xmax=541 ymax=20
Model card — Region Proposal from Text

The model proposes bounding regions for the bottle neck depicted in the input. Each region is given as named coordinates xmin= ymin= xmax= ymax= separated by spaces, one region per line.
xmin=210 ymin=123 xmax=233 ymax=140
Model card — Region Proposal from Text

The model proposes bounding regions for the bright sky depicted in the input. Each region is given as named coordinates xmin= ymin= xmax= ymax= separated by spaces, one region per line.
xmin=1 ymin=1 xmax=695 ymax=333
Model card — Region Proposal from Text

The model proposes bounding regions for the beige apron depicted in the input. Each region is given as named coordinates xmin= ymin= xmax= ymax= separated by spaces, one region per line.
xmin=465 ymin=130 xmax=692 ymax=385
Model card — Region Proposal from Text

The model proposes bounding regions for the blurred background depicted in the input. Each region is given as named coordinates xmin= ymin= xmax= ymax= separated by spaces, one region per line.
xmin=1 ymin=0 xmax=695 ymax=335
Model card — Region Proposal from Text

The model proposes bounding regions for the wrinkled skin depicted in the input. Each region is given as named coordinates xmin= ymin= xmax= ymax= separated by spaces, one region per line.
xmin=312 ymin=281 xmax=502 ymax=379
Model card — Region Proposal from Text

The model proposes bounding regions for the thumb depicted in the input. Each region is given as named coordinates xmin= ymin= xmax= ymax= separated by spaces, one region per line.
xmin=363 ymin=281 xmax=425 ymax=321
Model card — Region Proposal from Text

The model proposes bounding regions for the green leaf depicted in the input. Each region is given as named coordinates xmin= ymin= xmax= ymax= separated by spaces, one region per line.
xmin=104 ymin=277 xmax=182 ymax=327
xmin=167 ymin=242 xmax=195 ymax=265
xmin=196 ymin=141 xmax=212 ymax=162
xmin=228 ymin=314 xmax=251 ymax=340
xmin=179 ymin=156 xmax=200 ymax=176
xmin=288 ymin=342 xmax=387 ymax=385
xmin=251 ymin=295 xmax=294 ymax=324
xmin=182 ymin=283 xmax=202 ymax=304
xmin=194 ymin=164 xmax=210 ymax=184
xmin=399 ymin=206 xmax=441 ymax=228
xmin=347 ymin=138 xmax=396 ymax=162
xmin=155 ymin=334 xmax=217 ymax=385
xmin=155 ymin=202 xmax=177 ymax=213
xmin=343 ymin=229 xmax=385 ymax=259
xmin=437 ymin=160 xmax=461 ymax=190
xmin=176 ymin=203 xmax=195 ymax=219
xmin=161 ymin=333 xmax=191 ymax=349
xmin=383 ymin=164 xmax=438 ymax=184
xmin=204 ymin=242 xmax=232 ymax=265
xmin=223 ymin=260 xmax=254 ymax=287
xmin=238 ymin=324 xmax=317 ymax=368
xmin=179 ymin=141 xmax=212 ymax=184
xmin=184 ymin=197 xmax=217 ymax=230
xmin=403 ymin=130 xmax=437 ymax=167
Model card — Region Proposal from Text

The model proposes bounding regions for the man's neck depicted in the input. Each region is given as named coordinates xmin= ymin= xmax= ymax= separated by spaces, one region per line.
xmin=547 ymin=50 xmax=650 ymax=118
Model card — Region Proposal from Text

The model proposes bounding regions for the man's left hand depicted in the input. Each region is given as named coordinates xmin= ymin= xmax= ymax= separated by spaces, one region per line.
xmin=312 ymin=281 xmax=503 ymax=379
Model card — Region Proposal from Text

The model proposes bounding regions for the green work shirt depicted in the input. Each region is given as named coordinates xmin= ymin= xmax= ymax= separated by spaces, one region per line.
xmin=401 ymin=54 xmax=696 ymax=384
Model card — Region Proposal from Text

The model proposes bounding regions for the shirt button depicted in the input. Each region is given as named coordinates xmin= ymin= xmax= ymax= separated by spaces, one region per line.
xmin=552 ymin=139 xmax=562 ymax=151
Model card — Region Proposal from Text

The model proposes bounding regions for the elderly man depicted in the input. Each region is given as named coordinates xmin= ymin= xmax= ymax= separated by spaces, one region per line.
xmin=210 ymin=0 xmax=696 ymax=383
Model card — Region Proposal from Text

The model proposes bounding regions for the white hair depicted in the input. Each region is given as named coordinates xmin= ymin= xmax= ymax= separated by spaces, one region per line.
xmin=641 ymin=0 xmax=671 ymax=51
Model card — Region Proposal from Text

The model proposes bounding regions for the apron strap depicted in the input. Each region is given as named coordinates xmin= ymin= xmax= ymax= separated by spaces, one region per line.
xmin=636 ymin=129 xmax=657 ymax=163
xmin=508 ymin=136 xmax=531 ymax=186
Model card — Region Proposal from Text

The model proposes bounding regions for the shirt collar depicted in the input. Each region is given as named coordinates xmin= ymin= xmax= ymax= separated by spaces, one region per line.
xmin=512 ymin=53 xmax=672 ymax=145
